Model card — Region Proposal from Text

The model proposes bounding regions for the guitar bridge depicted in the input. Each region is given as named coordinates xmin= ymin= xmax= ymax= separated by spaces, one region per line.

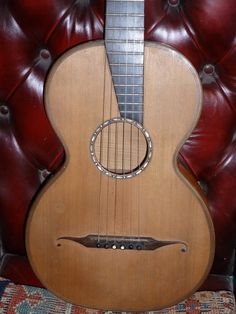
xmin=57 ymin=235 xmax=187 ymax=252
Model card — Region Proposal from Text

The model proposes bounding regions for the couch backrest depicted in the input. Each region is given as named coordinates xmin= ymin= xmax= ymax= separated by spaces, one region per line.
xmin=0 ymin=0 xmax=235 ymax=287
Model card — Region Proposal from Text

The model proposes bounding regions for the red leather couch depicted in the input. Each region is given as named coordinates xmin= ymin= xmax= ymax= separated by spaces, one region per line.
xmin=0 ymin=0 xmax=235 ymax=298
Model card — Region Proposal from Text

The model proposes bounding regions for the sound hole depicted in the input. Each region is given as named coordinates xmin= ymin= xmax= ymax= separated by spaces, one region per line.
xmin=90 ymin=118 xmax=152 ymax=179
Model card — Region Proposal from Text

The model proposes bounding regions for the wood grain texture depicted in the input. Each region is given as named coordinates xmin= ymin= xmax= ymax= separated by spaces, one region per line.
xmin=26 ymin=41 xmax=215 ymax=311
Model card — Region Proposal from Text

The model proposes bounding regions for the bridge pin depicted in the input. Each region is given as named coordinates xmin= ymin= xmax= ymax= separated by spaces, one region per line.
xmin=112 ymin=245 xmax=117 ymax=250
xmin=120 ymin=245 xmax=125 ymax=250
xmin=104 ymin=243 xmax=109 ymax=249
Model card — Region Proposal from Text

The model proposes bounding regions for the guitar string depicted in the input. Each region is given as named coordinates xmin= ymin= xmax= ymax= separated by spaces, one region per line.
xmin=137 ymin=0 xmax=144 ymax=240
xmin=111 ymin=0 xmax=118 ymax=241
xmin=106 ymin=0 xmax=114 ymax=243
xmin=114 ymin=0 xmax=119 ymax=239
xmin=130 ymin=0 xmax=135 ymax=238
xmin=105 ymin=59 xmax=113 ymax=243
xmin=121 ymin=0 xmax=129 ymax=240
xmin=97 ymin=46 xmax=108 ymax=244
xmin=104 ymin=0 xmax=116 ymax=245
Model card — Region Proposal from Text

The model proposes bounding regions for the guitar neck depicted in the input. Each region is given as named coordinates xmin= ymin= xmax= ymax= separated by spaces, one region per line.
xmin=105 ymin=0 xmax=144 ymax=124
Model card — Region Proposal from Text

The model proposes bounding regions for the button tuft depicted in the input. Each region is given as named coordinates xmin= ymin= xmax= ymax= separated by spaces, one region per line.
xmin=203 ymin=64 xmax=215 ymax=75
xmin=40 ymin=49 xmax=50 ymax=59
xmin=168 ymin=0 xmax=180 ymax=6
xmin=0 ymin=105 xmax=9 ymax=115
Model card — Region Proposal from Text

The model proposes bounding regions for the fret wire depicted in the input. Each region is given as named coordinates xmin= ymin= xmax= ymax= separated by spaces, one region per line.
xmin=114 ymin=84 xmax=143 ymax=87
xmin=109 ymin=0 xmax=144 ymax=2
xmin=107 ymin=51 xmax=143 ymax=55
xmin=120 ymin=111 xmax=143 ymax=113
xmin=106 ymin=13 xmax=144 ymax=17
xmin=119 ymin=102 xmax=143 ymax=105
xmin=106 ymin=39 xmax=144 ymax=44
xmin=106 ymin=27 xmax=144 ymax=31
xmin=117 ymin=93 xmax=143 ymax=95
xmin=113 ymin=74 xmax=143 ymax=77
xmin=110 ymin=63 xmax=143 ymax=67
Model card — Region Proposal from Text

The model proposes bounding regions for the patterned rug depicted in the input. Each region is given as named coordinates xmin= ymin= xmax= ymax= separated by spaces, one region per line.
xmin=0 ymin=277 xmax=234 ymax=313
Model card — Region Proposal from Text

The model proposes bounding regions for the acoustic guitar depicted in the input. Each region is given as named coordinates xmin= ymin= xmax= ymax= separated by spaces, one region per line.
xmin=26 ymin=0 xmax=215 ymax=311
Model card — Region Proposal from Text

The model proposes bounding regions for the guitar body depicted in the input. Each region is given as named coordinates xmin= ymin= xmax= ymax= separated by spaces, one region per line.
xmin=26 ymin=41 xmax=214 ymax=311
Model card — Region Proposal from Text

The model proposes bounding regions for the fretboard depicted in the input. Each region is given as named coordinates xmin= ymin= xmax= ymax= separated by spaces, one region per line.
xmin=105 ymin=0 xmax=144 ymax=124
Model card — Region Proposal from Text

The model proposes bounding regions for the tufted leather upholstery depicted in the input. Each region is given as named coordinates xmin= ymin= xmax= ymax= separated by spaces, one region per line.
xmin=0 ymin=0 xmax=235 ymax=293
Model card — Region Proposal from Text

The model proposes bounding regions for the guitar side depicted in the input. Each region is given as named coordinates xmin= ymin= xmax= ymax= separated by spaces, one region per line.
xmin=26 ymin=41 xmax=215 ymax=311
